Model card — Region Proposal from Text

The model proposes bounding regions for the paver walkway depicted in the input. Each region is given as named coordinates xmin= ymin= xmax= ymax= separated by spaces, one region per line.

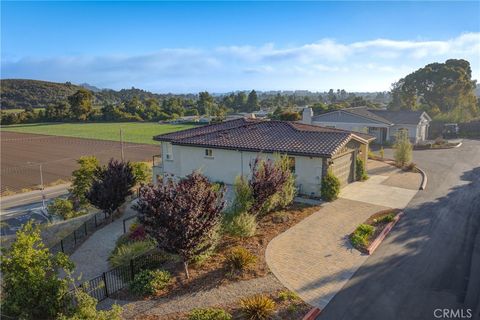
xmin=70 ymin=202 xmax=137 ymax=283
xmin=100 ymin=275 xmax=283 ymax=318
xmin=266 ymin=161 xmax=421 ymax=309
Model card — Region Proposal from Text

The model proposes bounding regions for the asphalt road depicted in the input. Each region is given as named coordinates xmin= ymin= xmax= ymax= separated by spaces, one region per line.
xmin=319 ymin=139 xmax=480 ymax=320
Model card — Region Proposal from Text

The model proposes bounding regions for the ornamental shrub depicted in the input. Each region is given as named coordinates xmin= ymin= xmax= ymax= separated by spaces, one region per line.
xmin=129 ymin=269 xmax=171 ymax=296
xmin=350 ymin=224 xmax=375 ymax=248
xmin=225 ymin=246 xmax=257 ymax=272
xmin=355 ymin=158 xmax=368 ymax=181
xmin=230 ymin=176 xmax=254 ymax=215
xmin=321 ymin=169 xmax=340 ymax=201
xmin=47 ymin=198 xmax=77 ymax=219
xmin=188 ymin=308 xmax=232 ymax=320
xmin=394 ymin=130 xmax=413 ymax=167
xmin=240 ymin=295 xmax=276 ymax=320
xmin=58 ymin=289 xmax=122 ymax=320
xmin=223 ymin=212 xmax=257 ymax=238
xmin=130 ymin=162 xmax=152 ymax=185
xmin=109 ymin=239 xmax=156 ymax=267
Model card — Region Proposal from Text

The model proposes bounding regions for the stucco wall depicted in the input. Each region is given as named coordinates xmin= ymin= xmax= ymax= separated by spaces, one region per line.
xmin=156 ymin=143 xmax=324 ymax=196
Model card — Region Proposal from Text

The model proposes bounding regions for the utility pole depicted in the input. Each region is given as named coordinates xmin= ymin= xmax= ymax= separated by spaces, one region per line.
xmin=39 ymin=164 xmax=46 ymax=210
xmin=120 ymin=128 xmax=125 ymax=161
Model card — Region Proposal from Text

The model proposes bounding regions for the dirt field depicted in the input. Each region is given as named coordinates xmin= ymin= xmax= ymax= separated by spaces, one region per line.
xmin=1 ymin=132 xmax=159 ymax=193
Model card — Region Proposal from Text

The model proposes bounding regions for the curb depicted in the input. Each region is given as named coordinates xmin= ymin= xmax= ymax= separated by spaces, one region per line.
xmin=417 ymin=167 xmax=428 ymax=190
xmin=303 ymin=307 xmax=321 ymax=320
xmin=367 ymin=211 xmax=405 ymax=255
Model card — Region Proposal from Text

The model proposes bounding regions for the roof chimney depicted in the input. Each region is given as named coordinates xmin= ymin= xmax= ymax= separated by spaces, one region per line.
xmin=302 ymin=107 xmax=313 ymax=124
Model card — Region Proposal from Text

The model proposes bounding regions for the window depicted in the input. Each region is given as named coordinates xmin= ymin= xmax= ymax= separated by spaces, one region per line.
xmin=165 ymin=143 xmax=173 ymax=160
xmin=205 ymin=149 xmax=213 ymax=158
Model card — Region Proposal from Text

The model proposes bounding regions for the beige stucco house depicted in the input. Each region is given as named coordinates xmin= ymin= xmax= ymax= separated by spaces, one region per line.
xmin=152 ymin=118 xmax=374 ymax=197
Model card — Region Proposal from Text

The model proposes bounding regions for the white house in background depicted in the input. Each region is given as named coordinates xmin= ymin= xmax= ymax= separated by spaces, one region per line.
xmin=302 ymin=107 xmax=432 ymax=144
xmin=152 ymin=118 xmax=374 ymax=197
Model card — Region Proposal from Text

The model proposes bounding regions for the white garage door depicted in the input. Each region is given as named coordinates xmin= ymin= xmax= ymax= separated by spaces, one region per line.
xmin=331 ymin=152 xmax=355 ymax=186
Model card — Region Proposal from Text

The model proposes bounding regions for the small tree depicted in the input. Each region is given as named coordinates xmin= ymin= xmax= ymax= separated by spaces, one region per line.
xmin=135 ymin=171 xmax=225 ymax=278
xmin=47 ymin=198 xmax=76 ymax=220
xmin=355 ymin=158 xmax=368 ymax=181
xmin=70 ymin=156 xmax=99 ymax=209
xmin=248 ymin=157 xmax=290 ymax=215
xmin=86 ymin=159 xmax=136 ymax=218
xmin=321 ymin=169 xmax=340 ymax=201
xmin=0 ymin=222 xmax=74 ymax=319
xmin=130 ymin=161 xmax=152 ymax=185
xmin=394 ymin=130 xmax=413 ymax=167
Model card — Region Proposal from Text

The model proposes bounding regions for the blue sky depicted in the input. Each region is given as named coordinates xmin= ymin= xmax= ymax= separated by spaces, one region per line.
xmin=2 ymin=1 xmax=479 ymax=93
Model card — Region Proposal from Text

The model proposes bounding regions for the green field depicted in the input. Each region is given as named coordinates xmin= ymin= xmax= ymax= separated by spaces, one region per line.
xmin=1 ymin=122 xmax=197 ymax=145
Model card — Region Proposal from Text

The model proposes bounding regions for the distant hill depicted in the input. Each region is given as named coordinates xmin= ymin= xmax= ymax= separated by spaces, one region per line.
xmin=0 ymin=79 xmax=192 ymax=110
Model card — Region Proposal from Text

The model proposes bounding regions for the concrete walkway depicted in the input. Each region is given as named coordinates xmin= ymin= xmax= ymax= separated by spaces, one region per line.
xmin=266 ymin=161 xmax=421 ymax=309
xmin=70 ymin=202 xmax=136 ymax=283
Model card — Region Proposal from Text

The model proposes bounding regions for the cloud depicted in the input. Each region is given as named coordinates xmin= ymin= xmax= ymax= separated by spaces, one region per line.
xmin=2 ymin=33 xmax=478 ymax=92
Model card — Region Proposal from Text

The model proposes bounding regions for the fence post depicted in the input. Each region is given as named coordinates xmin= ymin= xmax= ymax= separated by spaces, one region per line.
xmin=94 ymin=214 xmax=98 ymax=228
xmin=123 ymin=219 xmax=127 ymax=234
xmin=103 ymin=272 xmax=109 ymax=297
xmin=60 ymin=239 xmax=64 ymax=253
xmin=84 ymin=222 xmax=88 ymax=236
xmin=73 ymin=230 xmax=77 ymax=245
xmin=130 ymin=259 xmax=135 ymax=281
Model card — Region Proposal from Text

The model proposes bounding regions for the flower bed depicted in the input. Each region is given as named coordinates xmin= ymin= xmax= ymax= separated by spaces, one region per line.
xmin=111 ymin=203 xmax=321 ymax=301
xmin=349 ymin=209 xmax=402 ymax=254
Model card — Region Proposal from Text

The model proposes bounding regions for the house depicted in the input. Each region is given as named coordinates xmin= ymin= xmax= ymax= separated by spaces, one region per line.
xmin=152 ymin=118 xmax=374 ymax=197
xmin=302 ymin=107 xmax=432 ymax=144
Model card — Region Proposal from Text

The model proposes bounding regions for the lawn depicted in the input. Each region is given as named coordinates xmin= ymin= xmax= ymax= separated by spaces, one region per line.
xmin=1 ymin=122 xmax=198 ymax=145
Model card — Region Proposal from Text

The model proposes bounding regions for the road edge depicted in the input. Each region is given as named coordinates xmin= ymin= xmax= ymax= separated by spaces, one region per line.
xmin=417 ymin=167 xmax=428 ymax=190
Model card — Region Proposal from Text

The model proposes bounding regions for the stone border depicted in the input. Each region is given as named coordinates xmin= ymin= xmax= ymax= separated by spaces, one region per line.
xmin=302 ymin=307 xmax=321 ymax=320
xmin=413 ymin=141 xmax=462 ymax=150
xmin=367 ymin=211 xmax=405 ymax=255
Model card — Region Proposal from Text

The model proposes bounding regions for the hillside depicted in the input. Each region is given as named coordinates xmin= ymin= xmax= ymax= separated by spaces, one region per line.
xmin=0 ymin=79 xmax=189 ymax=110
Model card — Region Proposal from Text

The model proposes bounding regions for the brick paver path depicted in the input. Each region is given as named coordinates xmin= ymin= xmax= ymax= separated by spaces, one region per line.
xmin=266 ymin=198 xmax=390 ymax=309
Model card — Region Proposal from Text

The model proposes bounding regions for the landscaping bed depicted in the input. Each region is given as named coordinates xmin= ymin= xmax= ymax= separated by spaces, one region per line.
xmin=133 ymin=290 xmax=311 ymax=320
xmin=111 ymin=203 xmax=321 ymax=301
xmin=349 ymin=208 xmax=402 ymax=254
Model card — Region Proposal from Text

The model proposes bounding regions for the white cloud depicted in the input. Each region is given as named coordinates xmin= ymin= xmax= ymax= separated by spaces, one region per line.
xmin=2 ymin=33 xmax=479 ymax=92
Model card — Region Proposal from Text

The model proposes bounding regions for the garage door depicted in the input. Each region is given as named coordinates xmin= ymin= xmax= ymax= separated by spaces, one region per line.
xmin=331 ymin=152 xmax=355 ymax=186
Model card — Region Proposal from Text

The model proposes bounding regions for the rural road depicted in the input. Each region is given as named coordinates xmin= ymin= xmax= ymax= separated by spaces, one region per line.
xmin=0 ymin=183 xmax=70 ymax=212
xmin=318 ymin=139 xmax=480 ymax=320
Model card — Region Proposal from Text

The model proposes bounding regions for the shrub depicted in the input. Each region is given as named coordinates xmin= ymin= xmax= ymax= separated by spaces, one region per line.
xmin=47 ymin=198 xmax=77 ymax=219
xmin=379 ymin=147 xmax=385 ymax=159
xmin=58 ymin=289 xmax=122 ymax=320
xmin=264 ymin=155 xmax=297 ymax=212
xmin=405 ymin=162 xmax=417 ymax=172
xmin=350 ymin=224 xmax=375 ymax=248
xmin=355 ymin=158 xmax=368 ymax=181
xmin=109 ymin=240 xmax=156 ymax=267
xmin=374 ymin=213 xmax=395 ymax=225
xmin=190 ymin=225 xmax=221 ymax=266
xmin=225 ymin=246 xmax=257 ymax=272
xmin=188 ymin=308 xmax=232 ymax=320
xmin=223 ymin=212 xmax=257 ymax=238
xmin=394 ymin=130 xmax=413 ymax=167
xmin=230 ymin=176 xmax=254 ymax=215
xmin=321 ymin=169 xmax=340 ymax=201
xmin=128 ymin=223 xmax=147 ymax=241
xmin=129 ymin=269 xmax=171 ymax=296
xmin=240 ymin=294 xmax=276 ymax=320
xmin=278 ymin=290 xmax=300 ymax=302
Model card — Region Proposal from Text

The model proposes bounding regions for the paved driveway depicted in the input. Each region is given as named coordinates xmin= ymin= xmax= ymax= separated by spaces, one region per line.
xmin=266 ymin=160 xmax=420 ymax=309
xmin=319 ymin=139 xmax=480 ymax=320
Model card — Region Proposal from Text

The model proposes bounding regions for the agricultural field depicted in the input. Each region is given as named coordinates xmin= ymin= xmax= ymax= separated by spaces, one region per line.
xmin=0 ymin=122 xmax=194 ymax=194
xmin=0 ymin=122 xmax=197 ymax=145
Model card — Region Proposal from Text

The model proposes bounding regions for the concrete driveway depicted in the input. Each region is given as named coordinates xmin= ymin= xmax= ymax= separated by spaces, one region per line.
xmin=266 ymin=160 xmax=421 ymax=309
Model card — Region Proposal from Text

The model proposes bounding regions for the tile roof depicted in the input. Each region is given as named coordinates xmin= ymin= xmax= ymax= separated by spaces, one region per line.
xmin=154 ymin=119 xmax=374 ymax=158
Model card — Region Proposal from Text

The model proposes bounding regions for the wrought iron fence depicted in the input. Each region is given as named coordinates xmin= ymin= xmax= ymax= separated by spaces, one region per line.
xmin=80 ymin=251 xmax=168 ymax=302
xmin=50 ymin=211 xmax=110 ymax=255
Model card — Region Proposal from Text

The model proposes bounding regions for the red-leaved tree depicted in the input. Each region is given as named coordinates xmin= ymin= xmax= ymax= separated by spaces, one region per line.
xmin=134 ymin=171 xmax=225 ymax=278
xmin=86 ymin=159 xmax=136 ymax=218
xmin=248 ymin=157 xmax=290 ymax=215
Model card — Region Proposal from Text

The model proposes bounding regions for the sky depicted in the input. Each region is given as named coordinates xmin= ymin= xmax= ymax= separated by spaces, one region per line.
xmin=1 ymin=1 xmax=480 ymax=93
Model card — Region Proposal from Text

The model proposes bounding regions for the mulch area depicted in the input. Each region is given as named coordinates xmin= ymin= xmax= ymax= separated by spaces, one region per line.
xmin=135 ymin=290 xmax=311 ymax=320
xmin=351 ymin=208 xmax=402 ymax=254
xmin=112 ymin=203 xmax=321 ymax=301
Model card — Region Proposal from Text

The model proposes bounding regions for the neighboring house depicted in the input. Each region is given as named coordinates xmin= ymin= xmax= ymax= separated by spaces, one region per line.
xmin=152 ymin=118 xmax=374 ymax=197
xmin=302 ymin=107 xmax=432 ymax=144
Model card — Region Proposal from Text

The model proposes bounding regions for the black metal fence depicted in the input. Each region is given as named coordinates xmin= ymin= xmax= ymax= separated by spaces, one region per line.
xmin=81 ymin=251 xmax=168 ymax=302
xmin=50 ymin=211 xmax=110 ymax=255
